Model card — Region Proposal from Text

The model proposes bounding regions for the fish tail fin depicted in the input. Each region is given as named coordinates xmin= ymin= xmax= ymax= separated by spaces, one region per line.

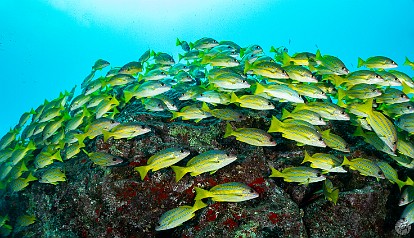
xmin=269 ymin=166 xmax=283 ymax=178
xmin=280 ymin=108 xmax=291 ymax=120
xmin=355 ymin=98 xmax=373 ymax=116
xmin=176 ymin=38 xmax=181 ymax=46
xmin=337 ymin=88 xmax=346 ymax=107
xmin=268 ymin=116 xmax=283 ymax=133
xmin=230 ymin=92 xmax=239 ymax=103
xmin=194 ymin=187 xmax=212 ymax=200
xmin=82 ymin=106 xmax=92 ymax=118
xmin=396 ymin=179 xmax=406 ymax=191
xmin=243 ymin=60 xmax=251 ymax=74
xmin=402 ymin=81 xmax=414 ymax=95
xmin=240 ymin=47 xmax=246 ymax=58
xmin=403 ymin=56 xmax=413 ymax=66
xmin=171 ymin=111 xmax=181 ymax=121
xmin=223 ymin=122 xmax=234 ymax=138
xmin=333 ymin=75 xmax=346 ymax=87
xmin=405 ymin=177 xmax=414 ymax=186
xmin=282 ymin=52 xmax=292 ymax=66
xmin=20 ymin=160 xmax=28 ymax=172
xmin=254 ymin=83 xmax=266 ymax=95
xmin=357 ymin=57 xmax=365 ymax=68
xmin=26 ymin=140 xmax=36 ymax=151
xmin=341 ymin=156 xmax=351 ymax=166
xmin=189 ymin=42 xmax=194 ymax=49
xmin=353 ymin=126 xmax=366 ymax=138
xmin=102 ymin=130 xmax=111 ymax=142
xmin=25 ymin=172 xmax=37 ymax=182
xmin=178 ymin=53 xmax=184 ymax=62
xmin=192 ymin=199 xmax=208 ymax=211
xmin=171 ymin=166 xmax=188 ymax=182
xmin=201 ymin=102 xmax=211 ymax=112
xmin=78 ymin=142 xmax=86 ymax=149
xmin=74 ymin=133 xmax=87 ymax=145
xmin=110 ymin=96 xmax=120 ymax=106
xmin=302 ymin=151 xmax=312 ymax=164
xmin=123 ymin=90 xmax=134 ymax=103
xmin=269 ymin=46 xmax=277 ymax=53
xmin=53 ymin=150 xmax=63 ymax=162
xmin=134 ymin=166 xmax=151 ymax=180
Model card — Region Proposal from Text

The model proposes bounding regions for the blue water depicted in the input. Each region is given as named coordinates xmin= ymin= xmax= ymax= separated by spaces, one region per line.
xmin=0 ymin=0 xmax=413 ymax=136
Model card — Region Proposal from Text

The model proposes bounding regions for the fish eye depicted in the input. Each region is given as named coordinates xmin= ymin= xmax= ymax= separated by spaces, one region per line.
xmin=319 ymin=117 xmax=323 ymax=121
xmin=213 ymin=40 xmax=218 ymax=43
xmin=267 ymin=102 xmax=272 ymax=105
xmin=238 ymin=115 xmax=243 ymax=118
xmin=340 ymin=111 xmax=345 ymax=115
xmin=141 ymin=125 xmax=146 ymax=129
xmin=408 ymin=106 xmax=412 ymax=110
xmin=183 ymin=66 xmax=187 ymax=69
xmin=112 ymin=158 xmax=118 ymax=161
xmin=180 ymin=149 xmax=184 ymax=153
xmin=158 ymin=104 xmax=162 ymax=107
xmin=342 ymin=67 xmax=346 ymax=70
xmin=282 ymin=70 xmax=287 ymax=74
xmin=269 ymin=138 xmax=274 ymax=142
xmin=400 ymin=94 xmax=406 ymax=98
xmin=181 ymin=93 xmax=185 ymax=96
xmin=378 ymin=170 xmax=383 ymax=175
xmin=110 ymin=120 xmax=115 ymax=123
xmin=256 ymin=46 xmax=260 ymax=50
xmin=161 ymin=72 xmax=166 ymax=75
xmin=372 ymin=89 xmax=376 ymax=92
xmin=393 ymin=141 xmax=397 ymax=145
xmin=318 ymin=137 xmax=323 ymax=141
xmin=161 ymin=83 xmax=165 ymax=86
xmin=233 ymin=59 xmax=238 ymax=62
xmin=375 ymin=75 xmax=381 ymax=78
xmin=226 ymin=153 xmax=230 ymax=156
xmin=200 ymin=93 xmax=204 ymax=97
xmin=242 ymin=80 xmax=247 ymax=83
xmin=394 ymin=77 xmax=399 ymax=81
xmin=392 ymin=61 xmax=396 ymax=64
xmin=316 ymin=172 xmax=322 ymax=177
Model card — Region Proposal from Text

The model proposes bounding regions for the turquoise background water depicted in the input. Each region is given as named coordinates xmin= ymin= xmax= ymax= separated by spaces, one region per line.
xmin=0 ymin=0 xmax=413 ymax=137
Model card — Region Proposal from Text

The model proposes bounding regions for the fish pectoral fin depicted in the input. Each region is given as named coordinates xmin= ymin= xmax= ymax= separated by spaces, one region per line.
xmin=190 ymin=172 xmax=202 ymax=176
xmin=209 ymin=170 xmax=218 ymax=175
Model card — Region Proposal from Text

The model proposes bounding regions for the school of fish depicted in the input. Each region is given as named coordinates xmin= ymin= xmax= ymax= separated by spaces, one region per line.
xmin=0 ymin=36 xmax=414 ymax=234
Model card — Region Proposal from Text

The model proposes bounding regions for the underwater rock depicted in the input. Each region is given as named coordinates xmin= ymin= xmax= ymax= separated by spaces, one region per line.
xmin=303 ymin=183 xmax=402 ymax=238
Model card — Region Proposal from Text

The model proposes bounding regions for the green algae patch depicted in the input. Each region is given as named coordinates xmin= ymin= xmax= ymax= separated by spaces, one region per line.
xmin=168 ymin=122 xmax=222 ymax=151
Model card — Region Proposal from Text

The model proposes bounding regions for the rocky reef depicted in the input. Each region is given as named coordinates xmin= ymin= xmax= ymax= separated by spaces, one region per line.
xmin=3 ymin=95 xmax=407 ymax=238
